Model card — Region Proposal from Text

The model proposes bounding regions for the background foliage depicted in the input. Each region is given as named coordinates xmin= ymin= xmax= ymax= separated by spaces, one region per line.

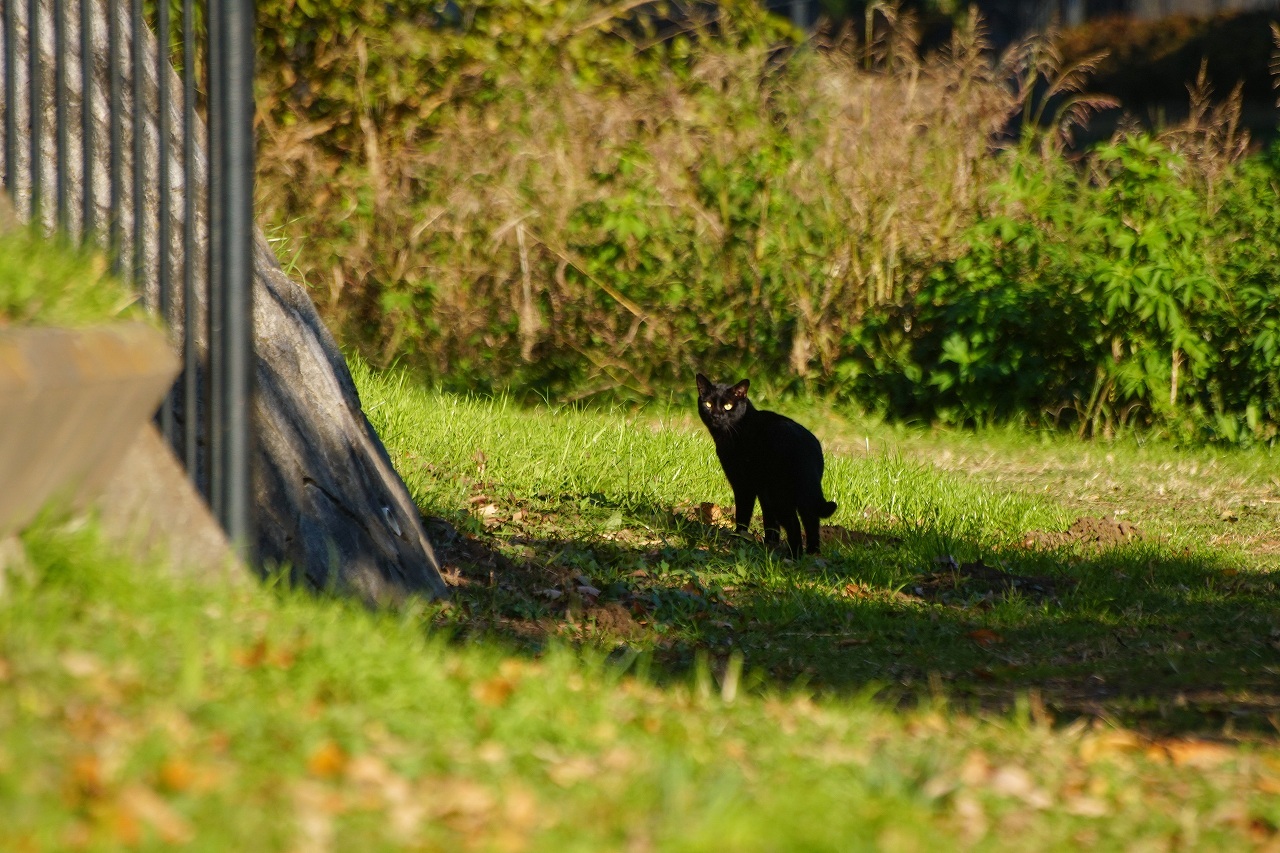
xmin=254 ymin=1 xmax=1280 ymax=442
xmin=848 ymin=129 xmax=1280 ymax=442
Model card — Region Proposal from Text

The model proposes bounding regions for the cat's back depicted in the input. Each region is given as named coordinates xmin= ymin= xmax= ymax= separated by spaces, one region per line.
xmin=754 ymin=408 xmax=823 ymax=457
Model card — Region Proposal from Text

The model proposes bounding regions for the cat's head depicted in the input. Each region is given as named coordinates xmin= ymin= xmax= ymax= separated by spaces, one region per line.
xmin=695 ymin=373 xmax=750 ymax=431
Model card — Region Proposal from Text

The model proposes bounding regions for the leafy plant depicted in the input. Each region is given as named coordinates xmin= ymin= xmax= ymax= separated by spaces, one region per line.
xmin=843 ymin=134 xmax=1280 ymax=443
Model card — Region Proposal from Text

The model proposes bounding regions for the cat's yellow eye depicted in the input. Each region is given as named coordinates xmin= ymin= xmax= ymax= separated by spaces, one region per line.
xmin=723 ymin=402 xmax=734 ymax=410
xmin=703 ymin=401 xmax=712 ymax=408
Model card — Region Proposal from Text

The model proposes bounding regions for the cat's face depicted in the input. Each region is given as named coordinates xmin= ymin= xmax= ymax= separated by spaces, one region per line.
xmin=695 ymin=373 xmax=750 ymax=432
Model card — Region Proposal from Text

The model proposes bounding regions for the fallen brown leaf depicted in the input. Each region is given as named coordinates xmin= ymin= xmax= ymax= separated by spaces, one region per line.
xmin=111 ymin=805 xmax=142 ymax=846
xmin=1155 ymin=738 xmax=1236 ymax=768
xmin=472 ymin=676 xmax=517 ymax=708
xmin=434 ymin=777 xmax=497 ymax=825
xmin=1257 ymin=775 xmax=1280 ymax=795
xmin=67 ymin=753 xmax=104 ymax=801
xmin=156 ymin=759 xmax=195 ymax=793
xmin=1079 ymin=729 xmax=1145 ymax=764
xmin=1250 ymin=817 xmax=1278 ymax=843
xmin=545 ymin=755 xmax=597 ymax=788
xmin=1064 ymin=796 xmax=1109 ymax=817
xmin=233 ymin=638 xmax=269 ymax=669
xmin=988 ymin=765 xmax=1050 ymax=809
xmin=292 ymin=781 xmax=338 ymax=852
xmin=60 ymin=652 xmax=104 ymax=679
xmin=307 ymin=741 xmax=348 ymax=779
xmin=966 ymin=629 xmax=1003 ymax=647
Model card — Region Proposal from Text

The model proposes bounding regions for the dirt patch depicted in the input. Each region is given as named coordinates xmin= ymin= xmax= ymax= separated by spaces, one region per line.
xmin=909 ymin=555 xmax=1076 ymax=607
xmin=1022 ymin=516 xmax=1144 ymax=550
xmin=672 ymin=501 xmax=734 ymax=527
xmin=582 ymin=602 xmax=645 ymax=640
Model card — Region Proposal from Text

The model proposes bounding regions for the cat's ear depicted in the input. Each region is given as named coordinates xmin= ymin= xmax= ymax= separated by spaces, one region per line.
xmin=695 ymin=373 xmax=712 ymax=396
xmin=730 ymin=379 xmax=750 ymax=399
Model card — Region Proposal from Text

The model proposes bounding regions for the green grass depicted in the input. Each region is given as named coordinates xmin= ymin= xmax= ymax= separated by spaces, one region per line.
xmin=0 ymin=226 xmax=141 ymax=327
xmin=6 ymin=362 xmax=1280 ymax=848
xmin=360 ymin=362 xmax=1280 ymax=732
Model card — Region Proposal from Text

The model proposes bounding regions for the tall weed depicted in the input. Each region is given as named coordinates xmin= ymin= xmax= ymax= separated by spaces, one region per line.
xmin=256 ymin=2 xmax=1016 ymax=395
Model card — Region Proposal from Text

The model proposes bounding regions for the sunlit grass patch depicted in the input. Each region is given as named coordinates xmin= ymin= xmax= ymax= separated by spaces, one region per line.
xmin=352 ymin=363 xmax=1280 ymax=738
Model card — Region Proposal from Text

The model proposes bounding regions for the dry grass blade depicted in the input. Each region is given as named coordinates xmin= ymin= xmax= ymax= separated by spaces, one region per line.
xmin=561 ymin=0 xmax=658 ymax=40
xmin=1156 ymin=62 xmax=1250 ymax=201
xmin=257 ymin=6 xmax=1022 ymax=390
xmin=1004 ymin=32 xmax=1116 ymax=152
xmin=1053 ymin=93 xmax=1121 ymax=148
xmin=1272 ymin=23 xmax=1280 ymax=106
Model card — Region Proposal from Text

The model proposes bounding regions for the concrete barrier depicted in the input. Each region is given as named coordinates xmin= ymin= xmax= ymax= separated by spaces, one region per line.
xmin=0 ymin=323 xmax=178 ymax=536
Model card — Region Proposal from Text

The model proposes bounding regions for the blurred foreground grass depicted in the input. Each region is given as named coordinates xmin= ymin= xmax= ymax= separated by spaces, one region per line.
xmin=7 ymin=364 xmax=1280 ymax=848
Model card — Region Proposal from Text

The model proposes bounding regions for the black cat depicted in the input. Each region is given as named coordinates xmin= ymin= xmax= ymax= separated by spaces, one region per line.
xmin=695 ymin=373 xmax=837 ymax=557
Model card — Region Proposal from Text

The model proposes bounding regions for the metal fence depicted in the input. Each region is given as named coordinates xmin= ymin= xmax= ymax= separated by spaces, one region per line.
xmin=0 ymin=0 xmax=256 ymax=559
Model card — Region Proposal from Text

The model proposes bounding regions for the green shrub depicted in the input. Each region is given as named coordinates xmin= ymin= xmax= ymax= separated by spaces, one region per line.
xmin=842 ymin=137 xmax=1280 ymax=443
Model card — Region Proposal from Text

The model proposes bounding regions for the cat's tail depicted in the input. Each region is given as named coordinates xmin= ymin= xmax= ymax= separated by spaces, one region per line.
xmin=818 ymin=500 xmax=837 ymax=519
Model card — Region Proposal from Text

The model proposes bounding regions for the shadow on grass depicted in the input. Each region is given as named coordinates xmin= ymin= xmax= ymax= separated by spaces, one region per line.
xmin=422 ymin=495 xmax=1280 ymax=739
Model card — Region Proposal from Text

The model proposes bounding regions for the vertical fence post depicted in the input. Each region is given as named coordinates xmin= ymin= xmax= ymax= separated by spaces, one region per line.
xmin=53 ymin=0 xmax=68 ymax=230
xmin=2 ymin=0 xmax=14 ymax=196
xmin=79 ymin=0 xmax=93 ymax=236
xmin=129 ymin=0 xmax=144 ymax=296
xmin=208 ymin=0 xmax=255 ymax=561
xmin=156 ymin=0 xmax=174 ymax=442
xmin=107 ymin=0 xmax=122 ymax=272
xmin=206 ymin=0 xmax=223 ymax=523
xmin=27 ymin=0 xmax=40 ymax=219
xmin=181 ymin=0 xmax=199 ymax=481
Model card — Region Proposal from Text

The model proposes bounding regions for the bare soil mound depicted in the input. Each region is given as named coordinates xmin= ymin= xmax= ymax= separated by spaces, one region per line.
xmin=1023 ymin=516 xmax=1144 ymax=550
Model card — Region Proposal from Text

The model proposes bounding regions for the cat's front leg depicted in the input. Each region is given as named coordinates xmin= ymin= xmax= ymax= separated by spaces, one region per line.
xmin=781 ymin=512 xmax=805 ymax=559
xmin=760 ymin=505 xmax=781 ymax=548
xmin=732 ymin=488 xmax=756 ymax=536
